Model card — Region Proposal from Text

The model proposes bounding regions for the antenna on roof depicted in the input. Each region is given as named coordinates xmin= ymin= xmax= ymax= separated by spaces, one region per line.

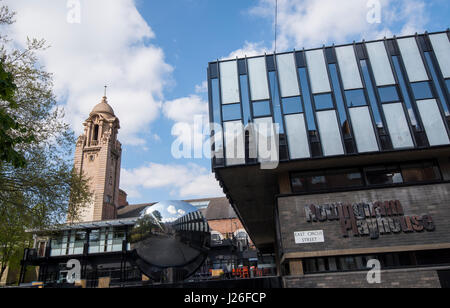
xmin=104 ymin=85 xmax=108 ymax=97
xmin=274 ymin=0 xmax=278 ymax=54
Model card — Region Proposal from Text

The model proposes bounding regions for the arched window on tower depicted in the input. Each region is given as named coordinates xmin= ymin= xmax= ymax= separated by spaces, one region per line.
xmin=93 ymin=124 xmax=99 ymax=141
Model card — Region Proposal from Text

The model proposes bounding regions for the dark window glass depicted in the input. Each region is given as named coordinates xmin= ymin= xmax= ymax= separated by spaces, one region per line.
xmin=401 ymin=162 xmax=441 ymax=183
xmin=266 ymin=55 xmax=276 ymax=71
xmin=282 ymin=97 xmax=302 ymax=114
xmin=314 ymin=93 xmax=334 ymax=110
xmin=209 ymin=62 xmax=218 ymax=79
xmin=238 ymin=59 xmax=247 ymax=75
xmin=446 ymin=79 xmax=450 ymax=94
xmin=325 ymin=48 xmax=336 ymax=63
xmin=424 ymin=52 xmax=450 ymax=116
xmin=411 ymin=81 xmax=434 ymax=100
xmin=240 ymin=76 xmax=251 ymax=125
xmin=253 ymin=100 xmax=271 ymax=117
xmin=269 ymin=71 xmax=285 ymax=134
xmin=365 ymin=166 xmax=403 ymax=185
xmin=222 ymin=104 xmax=242 ymax=122
xmin=211 ymin=79 xmax=222 ymax=124
xmin=378 ymin=86 xmax=399 ymax=102
xmin=326 ymin=169 xmax=363 ymax=189
xmin=295 ymin=51 xmax=306 ymax=67
xmin=307 ymin=175 xmax=327 ymax=191
xmin=345 ymin=89 xmax=367 ymax=107
xmin=291 ymin=176 xmax=307 ymax=192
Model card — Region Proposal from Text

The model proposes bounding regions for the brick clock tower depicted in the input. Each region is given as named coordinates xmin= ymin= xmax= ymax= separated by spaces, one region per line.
xmin=73 ymin=96 xmax=122 ymax=222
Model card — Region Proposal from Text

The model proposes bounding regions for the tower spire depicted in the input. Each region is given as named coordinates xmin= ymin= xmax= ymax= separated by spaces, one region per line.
xmin=104 ymin=85 xmax=107 ymax=97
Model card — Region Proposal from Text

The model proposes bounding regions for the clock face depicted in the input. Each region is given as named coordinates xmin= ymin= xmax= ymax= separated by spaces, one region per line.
xmin=129 ymin=200 xmax=210 ymax=282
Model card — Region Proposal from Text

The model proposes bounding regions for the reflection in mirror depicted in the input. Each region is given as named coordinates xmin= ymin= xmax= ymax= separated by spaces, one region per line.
xmin=345 ymin=89 xmax=367 ymax=107
xmin=253 ymin=100 xmax=271 ymax=117
xmin=378 ymin=86 xmax=399 ymax=103
xmin=129 ymin=201 xmax=210 ymax=283
xmin=411 ymin=82 xmax=434 ymax=100
xmin=282 ymin=97 xmax=302 ymax=114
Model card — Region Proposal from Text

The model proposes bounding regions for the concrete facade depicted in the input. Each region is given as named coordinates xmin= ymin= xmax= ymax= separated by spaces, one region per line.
xmin=72 ymin=96 xmax=122 ymax=222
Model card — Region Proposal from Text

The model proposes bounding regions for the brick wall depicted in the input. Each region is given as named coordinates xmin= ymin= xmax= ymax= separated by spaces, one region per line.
xmin=208 ymin=218 xmax=245 ymax=238
xmin=283 ymin=267 xmax=448 ymax=288
xmin=277 ymin=183 xmax=450 ymax=256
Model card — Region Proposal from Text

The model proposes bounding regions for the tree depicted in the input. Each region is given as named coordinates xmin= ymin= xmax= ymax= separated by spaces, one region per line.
xmin=0 ymin=2 xmax=91 ymax=283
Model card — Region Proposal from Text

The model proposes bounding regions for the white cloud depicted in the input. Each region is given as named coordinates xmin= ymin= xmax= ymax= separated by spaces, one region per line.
xmin=167 ymin=205 xmax=177 ymax=215
xmin=4 ymin=0 xmax=173 ymax=146
xmin=195 ymin=81 xmax=208 ymax=94
xmin=223 ymin=41 xmax=269 ymax=60
xmin=228 ymin=0 xmax=429 ymax=56
xmin=121 ymin=163 xmax=224 ymax=199
xmin=163 ymin=94 xmax=210 ymax=154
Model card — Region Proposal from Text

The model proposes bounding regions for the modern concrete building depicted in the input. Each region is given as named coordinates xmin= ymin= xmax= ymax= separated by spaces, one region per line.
xmin=207 ymin=30 xmax=450 ymax=287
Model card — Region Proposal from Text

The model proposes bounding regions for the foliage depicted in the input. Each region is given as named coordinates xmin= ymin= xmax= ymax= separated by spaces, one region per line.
xmin=0 ymin=2 xmax=91 ymax=283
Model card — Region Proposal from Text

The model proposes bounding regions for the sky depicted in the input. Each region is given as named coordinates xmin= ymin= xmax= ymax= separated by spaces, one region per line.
xmin=2 ymin=0 xmax=449 ymax=204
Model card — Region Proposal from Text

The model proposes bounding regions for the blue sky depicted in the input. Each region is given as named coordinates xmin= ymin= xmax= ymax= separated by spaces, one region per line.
xmin=4 ymin=0 xmax=449 ymax=204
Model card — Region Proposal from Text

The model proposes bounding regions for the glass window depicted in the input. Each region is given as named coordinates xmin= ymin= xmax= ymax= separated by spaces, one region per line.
xmin=349 ymin=107 xmax=379 ymax=153
xmin=269 ymin=71 xmax=285 ymax=134
xmin=307 ymin=175 xmax=327 ymax=191
xmin=378 ymin=86 xmax=399 ymax=102
xmin=365 ymin=166 xmax=403 ymax=185
xmin=254 ymin=117 xmax=277 ymax=163
xmin=326 ymin=169 xmax=363 ymax=189
xmin=282 ymin=97 xmax=302 ymax=114
xmin=219 ymin=61 xmax=240 ymax=104
xmin=291 ymin=175 xmax=307 ymax=192
xmin=305 ymin=49 xmax=331 ymax=94
xmin=248 ymin=57 xmax=270 ymax=101
xmin=424 ymin=52 xmax=450 ymax=117
xmin=383 ymin=103 xmax=414 ymax=149
xmin=416 ymin=99 xmax=450 ymax=146
xmin=253 ymin=100 xmax=271 ymax=117
xmin=209 ymin=62 xmax=218 ymax=79
xmin=397 ymin=37 xmax=429 ymax=82
xmin=316 ymin=110 xmax=345 ymax=156
xmin=224 ymin=121 xmax=245 ymax=166
xmin=429 ymin=33 xmax=450 ymax=79
xmin=314 ymin=93 xmax=334 ymax=110
xmin=361 ymin=60 xmax=383 ymax=127
xmin=335 ymin=45 xmax=363 ymax=90
xmin=222 ymin=104 xmax=242 ymax=122
xmin=411 ymin=82 xmax=434 ymax=100
xmin=366 ymin=41 xmax=396 ymax=86
xmin=276 ymin=53 xmax=300 ymax=97
xmin=446 ymin=79 xmax=450 ymax=94
xmin=345 ymin=89 xmax=367 ymax=107
xmin=298 ymin=68 xmax=317 ymax=131
xmin=285 ymin=114 xmax=310 ymax=159
xmin=401 ymin=162 xmax=441 ymax=183
xmin=239 ymin=75 xmax=252 ymax=125
xmin=89 ymin=229 xmax=100 ymax=254
xmin=392 ymin=56 xmax=419 ymax=128
xmin=211 ymin=79 xmax=224 ymax=162
xmin=329 ymin=64 xmax=349 ymax=132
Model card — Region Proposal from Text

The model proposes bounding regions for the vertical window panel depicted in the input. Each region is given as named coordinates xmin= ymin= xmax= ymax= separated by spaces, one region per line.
xmin=316 ymin=110 xmax=345 ymax=156
xmin=248 ymin=57 xmax=270 ymax=101
xmin=305 ymin=50 xmax=332 ymax=94
xmin=254 ymin=117 xmax=278 ymax=163
xmin=416 ymin=99 xmax=450 ymax=146
xmin=276 ymin=53 xmax=300 ymax=97
xmin=335 ymin=45 xmax=363 ymax=90
xmin=349 ymin=107 xmax=379 ymax=153
xmin=285 ymin=114 xmax=310 ymax=159
xmin=219 ymin=61 xmax=240 ymax=104
xmin=397 ymin=37 xmax=429 ymax=82
xmin=366 ymin=42 xmax=396 ymax=86
xmin=382 ymin=103 xmax=414 ymax=149
xmin=429 ymin=33 xmax=450 ymax=79
xmin=224 ymin=121 xmax=245 ymax=166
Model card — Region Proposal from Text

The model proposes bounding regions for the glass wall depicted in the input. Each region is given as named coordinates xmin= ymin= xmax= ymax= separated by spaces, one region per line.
xmin=208 ymin=32 xmax=450 ymax=168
